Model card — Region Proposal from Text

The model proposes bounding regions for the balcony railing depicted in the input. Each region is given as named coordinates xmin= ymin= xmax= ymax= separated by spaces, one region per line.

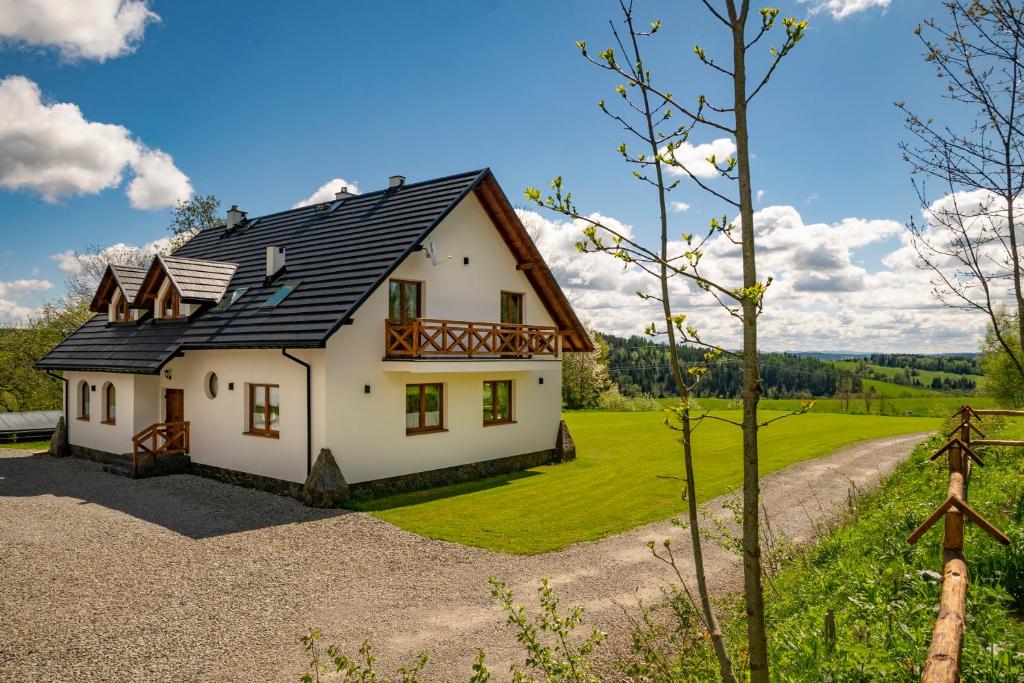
xmin=385 ymin=318 xmax=560 ymax=358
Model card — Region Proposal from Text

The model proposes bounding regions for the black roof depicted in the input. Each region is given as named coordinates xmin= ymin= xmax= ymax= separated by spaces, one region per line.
xmin=38 ymin=169 xmax=488 ymax=373
xmin=151 ymin=254 xmax=238 ymax=303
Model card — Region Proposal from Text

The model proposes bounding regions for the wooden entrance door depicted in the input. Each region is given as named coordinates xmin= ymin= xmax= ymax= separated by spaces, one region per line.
xmin=164 ymin=389 xmax=185 ymax=449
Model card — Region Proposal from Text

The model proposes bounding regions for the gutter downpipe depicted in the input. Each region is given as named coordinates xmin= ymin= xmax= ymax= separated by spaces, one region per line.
xmin=281 ymin=349 xmax=312 ymax=476
xmin=45 ymin=370 xmax=69 ymax=456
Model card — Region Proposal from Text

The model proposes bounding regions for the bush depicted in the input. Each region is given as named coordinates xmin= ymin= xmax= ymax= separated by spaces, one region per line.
xmin=597 ymin=386 xmax=661 ymax=412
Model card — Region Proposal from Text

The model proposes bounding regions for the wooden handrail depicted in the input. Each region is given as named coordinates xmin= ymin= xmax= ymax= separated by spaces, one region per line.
xmin=131 ymin=421 xmax=189 ymax=474
xmin=385 ymin=318 xmax=561 ymax=358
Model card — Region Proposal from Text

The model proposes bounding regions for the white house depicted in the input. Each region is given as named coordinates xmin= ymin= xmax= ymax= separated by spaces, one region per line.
xmin=38 ymin=169 xmax=591 ymax=500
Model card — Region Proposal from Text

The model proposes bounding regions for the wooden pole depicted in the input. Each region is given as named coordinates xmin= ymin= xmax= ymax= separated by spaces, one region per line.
xmin=921 ymin=415 xmax=972 ymax=682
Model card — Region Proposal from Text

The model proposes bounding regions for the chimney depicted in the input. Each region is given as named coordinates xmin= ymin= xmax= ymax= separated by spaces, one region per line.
xmin=389 ymin=175 xmax=406 ymax=188
xmin=335 ymin=186 xmax=355 ymax=201
xmin=226 ymin=205 xmax=246 ymax=230
xmin=266 ymin=246 xmax=286 ymax=279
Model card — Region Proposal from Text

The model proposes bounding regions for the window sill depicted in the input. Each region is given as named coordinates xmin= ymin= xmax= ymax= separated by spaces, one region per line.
xmin=243 ymin=430 xmax=280 ymax=439
xmin=100 ymin=419 xmax=116 ymax=426
xmin=483 ymin=420 xmax=517 ymax=427
xmin=406 ymin=427 xmax=448 ymax=436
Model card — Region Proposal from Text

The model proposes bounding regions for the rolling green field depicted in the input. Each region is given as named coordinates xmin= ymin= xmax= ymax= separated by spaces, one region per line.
xmin=354 ymin=411 xmax=941 ymax=554
xmin=657 ymin=394 xmax=997 ymax=417
xmin=834 ymin=360 xmax=985 ymax=387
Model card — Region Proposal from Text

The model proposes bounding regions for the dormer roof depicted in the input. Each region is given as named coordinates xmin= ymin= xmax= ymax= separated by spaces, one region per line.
xmin=88 ymin=264 xmax=148 ymax=313
xmin=134 ymin=254 xmax=238 ymax=308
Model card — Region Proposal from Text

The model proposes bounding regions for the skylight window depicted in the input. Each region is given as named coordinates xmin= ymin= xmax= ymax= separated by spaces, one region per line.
xmin=261 ymin=282 xmax=300 ymax=310
xmin=209 ymin=287 xmax=249 ymax=313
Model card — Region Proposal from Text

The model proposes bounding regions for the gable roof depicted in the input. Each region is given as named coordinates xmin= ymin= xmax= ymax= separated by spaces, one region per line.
xmin=88 ymin=264 xmax=147 ymax=313
xmin=37 ymin=168 xmax=592 ymax=374
xmin=135 ymin=254 xmax=238 ymax=306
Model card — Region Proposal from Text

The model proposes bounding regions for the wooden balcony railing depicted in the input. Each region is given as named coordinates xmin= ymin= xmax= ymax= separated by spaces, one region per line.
xmin=131 ymin=421 xmax=189 ymax=474
xmin=385 ymin=318 xmax=560 ymax=358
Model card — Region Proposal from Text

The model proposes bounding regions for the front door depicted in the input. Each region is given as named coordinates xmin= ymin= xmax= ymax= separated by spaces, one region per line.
xmin=164 ymin=388 xmax=185 ymax=449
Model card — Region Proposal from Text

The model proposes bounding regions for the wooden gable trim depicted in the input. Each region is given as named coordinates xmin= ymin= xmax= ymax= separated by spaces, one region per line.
xmin=89 ymin=265 xmax=120 ymax=313
xmin=133 ymin=255 xmax=180 ymax=309
xmin=472 ymin=174 xmax=593 ymax=352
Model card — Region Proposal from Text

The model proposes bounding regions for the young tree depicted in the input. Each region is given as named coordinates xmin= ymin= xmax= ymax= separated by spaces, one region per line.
xmin=527 ymin=3 xmax=806 ymax=679
xmin=562 ymin=329 xmax=612 ymax=409
xmin=899 ymin=1 xmax=1024 ymax=392
xmin=63 ymin=242 xmax=163 ymax=303
xmin=168 ymin=194 xmax=222 ymax=250
xmin=863 ymin=384 xmax=876 ymax=413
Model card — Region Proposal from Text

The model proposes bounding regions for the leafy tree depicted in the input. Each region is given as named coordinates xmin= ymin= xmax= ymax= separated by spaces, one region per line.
xmin=168 ymin=194 xmax=222 ymax=250
xmin=0 ymin=298 xmax=92 ymax=412
xmin=982 ymin=312 xmax=1024 ymax=406
xmin=562 ymin=329 xmax=611 ymax=409
xmin=899 ymin=1 xmax=1024 ymax=394
xmin=526 ymin=3 xmax=806 ymax=679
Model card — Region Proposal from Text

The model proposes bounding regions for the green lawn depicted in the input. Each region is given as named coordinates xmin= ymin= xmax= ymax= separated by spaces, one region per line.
xmin=0 ymin=440 xmax=49 ymax=451
xmin=834 ymin=360 xmax=985 ymax=388
xmin=354 ymin=411 xmax=940 ymax=554
xmin=660 ymin=395 xmax=996 ymax=417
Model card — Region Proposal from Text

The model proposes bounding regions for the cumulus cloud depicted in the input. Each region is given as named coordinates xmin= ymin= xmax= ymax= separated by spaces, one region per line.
xmin=0 ymin=76 xmax=191 ymax=208
xmin=799 ymin=0 xmax=890 ymax=20
xmin=662 ymin=138 xmax=736 ymax=179
xmin=0 ymin=0 xmax=159 ymax=62
xmin=519 ymin=204 xmax=983 ymax=352
xmin=670 ymin=201 xmax=691 ymax=212
xmin=293 ymin=177 xmax=361 ymax=208
xmin=0 ymin=277 xmax=54 ymax=324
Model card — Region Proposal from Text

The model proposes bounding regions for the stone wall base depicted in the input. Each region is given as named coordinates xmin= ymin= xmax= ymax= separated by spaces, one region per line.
xmin=348 ymin=448 xmax=558 ymax=500
xmin=67 ymin=442 xmax=564 ymax=505
xmin=69 ymin=444 xmax=125 ymax=465
xmin=189 ymin=462 xmax=303 ymax=499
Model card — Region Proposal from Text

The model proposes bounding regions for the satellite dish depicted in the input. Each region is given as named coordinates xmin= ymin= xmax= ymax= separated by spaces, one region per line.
xmin=426 ymin=239 xmax=446 ymax=266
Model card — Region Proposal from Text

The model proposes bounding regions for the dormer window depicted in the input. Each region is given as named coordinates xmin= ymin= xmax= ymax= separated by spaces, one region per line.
xmin=113 ymin=295 xmax=131 ymax=322
xmin=160 ymin=288 xmax=181 ymax=319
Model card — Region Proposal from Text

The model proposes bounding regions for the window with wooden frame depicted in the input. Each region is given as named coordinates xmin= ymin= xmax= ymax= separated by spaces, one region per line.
xmin=160 ymin=287 xmax=181 ymax=319
xmin=389 ymin=279 xmax=422 ymax=320
xmin=77 ymin=381 xmax=90 ymax=421
xmin=482 ymin=380 xmax=513 ymax=425
xmin=500 ymin=291 xmax=523 ymax=324
xmin=405 ymin=383 xmax=444 ymax=434
xmin=102 ymin=383 xmax=116 ymax=425
xmin=246 ymin=383 xmax=280 ymax=438
xmin=113 ymin=294 xmax=131 ymax=322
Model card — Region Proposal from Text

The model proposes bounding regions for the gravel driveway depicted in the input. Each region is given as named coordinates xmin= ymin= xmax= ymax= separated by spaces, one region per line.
xmin=0 ymin=432 xmax=929 ymax=682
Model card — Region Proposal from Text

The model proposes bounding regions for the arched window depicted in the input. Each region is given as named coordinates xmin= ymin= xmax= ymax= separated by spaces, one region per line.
xmin=102 ymin=383 xmax=116 ymax=425
xmin=114 ymin=294 xmax=130 ymax=322
xmin=78 ymin=381 xmax=90 ymax=421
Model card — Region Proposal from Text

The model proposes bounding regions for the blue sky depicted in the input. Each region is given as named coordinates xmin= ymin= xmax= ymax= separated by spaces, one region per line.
xmin=0 ymin=0 xmax=985 ymax=351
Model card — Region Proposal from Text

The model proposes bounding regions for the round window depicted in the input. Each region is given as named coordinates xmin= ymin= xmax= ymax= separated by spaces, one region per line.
xmin=205 ymin=372 xmax=219 ymax=399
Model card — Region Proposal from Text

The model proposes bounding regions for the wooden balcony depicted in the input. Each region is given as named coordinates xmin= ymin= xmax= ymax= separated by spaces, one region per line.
xmin=385 ymin=318 xmax=560 ymax=359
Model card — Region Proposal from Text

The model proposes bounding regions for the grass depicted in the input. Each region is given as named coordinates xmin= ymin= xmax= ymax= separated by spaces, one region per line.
xmin=0 ymin=440 xmax=49 ymax=451
xmin=645 ymin=394 xmax=999 ymax=417
xmin=354 ymin=411 xmax=940 ymax=554
xmin=682 ymin=420 xmax=1024 ymax=681
xmin=834 ymin=359 xmax=985 ymax=387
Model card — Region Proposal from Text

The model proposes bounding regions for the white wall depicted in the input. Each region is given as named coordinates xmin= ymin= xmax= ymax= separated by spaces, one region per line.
xmin=64 ymin=371 xmax=140 ymax=456
xmin=158 ymin=348 xmax=323 ymax=483
xmin=323 ymin=193 xmax=564 ymax=483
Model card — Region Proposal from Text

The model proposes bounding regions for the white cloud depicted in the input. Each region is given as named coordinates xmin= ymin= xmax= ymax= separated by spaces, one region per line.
xmin=0 ymin=76 xmax=191 ymax=208
xmin=670 ymin=201 xmax=691 ymax=212
xmin=756 ymin=190 xmax=765 ymax=203
xmin=799 ymin=0 xmax=890 ymax=20
xmin=518 ymin=204 xmax=984 ymax=353
xmin=126 ymin=149 xmax=192 ymax=210
xmin=293 ymin=177 xmax=360 ymax=208
xmin=0 ymin=0 xmax=159 ymax=62
xmin=0 ymin=277 xmax=53 ymax=324
xmin=662 ymin=138 xmax=736 ymax=179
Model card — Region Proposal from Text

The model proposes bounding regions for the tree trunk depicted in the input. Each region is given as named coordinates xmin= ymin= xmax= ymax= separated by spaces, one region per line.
xmin=728 ymin=1 xmax=770 ymax=680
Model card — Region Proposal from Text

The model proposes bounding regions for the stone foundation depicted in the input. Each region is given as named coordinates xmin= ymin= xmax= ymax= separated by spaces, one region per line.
xmin=348 ymin=448 xmax=558 ymax=500
xmin=69 ymin=444 xmax=126 ymax=465
xmin=189 ymin=462 xmax=304 ymax=499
